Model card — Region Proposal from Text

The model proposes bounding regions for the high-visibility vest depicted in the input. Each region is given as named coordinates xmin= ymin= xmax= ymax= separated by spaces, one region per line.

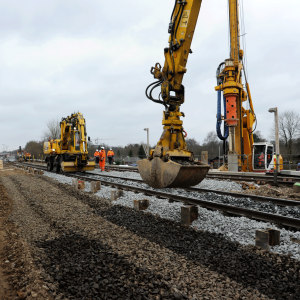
xmin=94 ymin=152 xmax=99 ymax=157
xmin=259 ymin=153 xmax=264 ymax=162
xmin=107 ymin=150 xmax=114 ymax=157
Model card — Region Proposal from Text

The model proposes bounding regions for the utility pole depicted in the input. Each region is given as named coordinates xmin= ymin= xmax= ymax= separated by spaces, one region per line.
xmin=268 ymin=107 xmax=280 ymax=185
xmin=144 ymin=128 xmax=149 ymax=157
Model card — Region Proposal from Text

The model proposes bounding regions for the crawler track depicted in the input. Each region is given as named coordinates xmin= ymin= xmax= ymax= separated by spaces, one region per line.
xmin=14 ymin=162 xmax=300 ymax=229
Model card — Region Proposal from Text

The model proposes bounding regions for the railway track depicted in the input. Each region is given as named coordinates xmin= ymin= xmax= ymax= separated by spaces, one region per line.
xmin=16 ymin=161 xmax=300 ymax=186
xmin=103 ymin=165 xmax=300 ymax=186
xmin=14 ymin=162 xmax=300 ymax=229
xmin=14 ymin=161 xmax=300 ymax=206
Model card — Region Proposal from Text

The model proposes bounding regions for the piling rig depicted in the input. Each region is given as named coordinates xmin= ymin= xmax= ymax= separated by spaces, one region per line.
xmin=214 ymin=1 xmax=282 ymax=173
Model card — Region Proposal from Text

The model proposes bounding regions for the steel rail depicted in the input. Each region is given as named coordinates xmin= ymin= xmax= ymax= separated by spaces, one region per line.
xmin=14 ymin=162 xmax=300 ymax=228
xmin=83 ymin=171 xmax=300 ymax=207
xmin=70 ymin=173 xmax=300 ymax=229
xmin=20 ymin=162 xmax=298 ymax=185
xmin=104 ymin=165 xmax=299 ymax=185
xmin=14 ymin=163 xmax=300 ymax=207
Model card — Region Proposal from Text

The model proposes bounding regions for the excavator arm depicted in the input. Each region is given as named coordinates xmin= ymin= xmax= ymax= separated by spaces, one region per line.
xmin=138 ymin=0 xmax=210 ymax=189
xmin=147 ymin=0 xmax=202 ymax=107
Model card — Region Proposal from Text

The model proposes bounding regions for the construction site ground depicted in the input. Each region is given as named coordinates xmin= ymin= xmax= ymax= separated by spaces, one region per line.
xmin=238 ymin=183 xmax=300 ymax=201
xmin=1 ymin=166 xmax=300 ymax=300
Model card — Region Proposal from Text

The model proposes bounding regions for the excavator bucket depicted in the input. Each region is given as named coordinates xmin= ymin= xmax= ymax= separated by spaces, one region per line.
xmin=137 ymin=157 xmax=210 ymax=189
xmin=61 ymin=161 xmax=95 ymax=172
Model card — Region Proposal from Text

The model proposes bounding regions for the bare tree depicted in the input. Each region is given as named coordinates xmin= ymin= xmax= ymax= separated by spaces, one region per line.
xmin=280 ymin=110 xmax=300 ymax=154
xmin=253 ymin=130 xmax=266 ymax=143
xmin=42 ymin=118 xmax=61 ymax=141
xmin=271 ymin=110 xmax=300 ymax=154
xmin=185 ymin=138 xmax=201 ymax=155
xmin=201 ymin=131 xmax=223 ymax=156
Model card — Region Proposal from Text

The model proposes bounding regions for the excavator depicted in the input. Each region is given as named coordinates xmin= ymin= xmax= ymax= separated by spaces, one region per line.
xmin=43 ymin=112 xmax=95 ymax=173
xmin=215 ymin=0 xmax=283 ymax=173
xmin=17 ymin=148 xmax=31 ymax=162
xmin=137 ymin=0 xmax=210 ymax=188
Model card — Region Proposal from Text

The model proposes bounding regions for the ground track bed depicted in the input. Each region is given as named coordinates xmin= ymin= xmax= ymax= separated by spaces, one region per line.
xmin=1 ymin=167 xmax=300 ymax=299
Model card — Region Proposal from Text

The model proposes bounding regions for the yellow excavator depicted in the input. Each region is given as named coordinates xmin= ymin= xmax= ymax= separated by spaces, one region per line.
xmin=17 ymin=148 xmax=31 ymax=162
xmin=43 ymin=112 xmax=95 ymax=173
xmin=138 ymin=0 xmax=210 ymax=189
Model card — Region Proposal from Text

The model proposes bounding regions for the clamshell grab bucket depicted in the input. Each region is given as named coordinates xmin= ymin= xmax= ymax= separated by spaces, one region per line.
xmin=137 ymin=157 xmax=210 ymax=189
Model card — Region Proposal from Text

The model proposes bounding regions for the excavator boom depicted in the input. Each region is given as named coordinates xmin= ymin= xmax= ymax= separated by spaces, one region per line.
xmin=138 ymin=0 xmax=210 ymax=189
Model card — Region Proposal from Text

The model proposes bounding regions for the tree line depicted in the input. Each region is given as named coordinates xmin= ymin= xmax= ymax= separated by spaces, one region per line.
xmin=20 ymin=109 xmax=300 ymax=160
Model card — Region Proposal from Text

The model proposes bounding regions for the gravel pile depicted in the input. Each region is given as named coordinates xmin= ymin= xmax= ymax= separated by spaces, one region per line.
xmin=43 ymin=171 xmax=300 ymax=261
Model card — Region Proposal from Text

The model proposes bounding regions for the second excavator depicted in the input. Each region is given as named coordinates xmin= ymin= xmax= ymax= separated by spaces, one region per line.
xmin=43 ymin=112 xmax=95 ymax=173
xmin=137 ymin=0 xmax=210 ymax=189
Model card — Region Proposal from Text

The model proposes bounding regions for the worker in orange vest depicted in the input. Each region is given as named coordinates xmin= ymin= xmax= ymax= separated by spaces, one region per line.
xmin=94 ymin=149 xmax=99 ymax=164
xmin=258 ymin=152 xmax=265 ymax=168
xmin=107 ymin=148 xmax=115 ymax=165
xmin=99 ymin=147 xmax=106 ymax=171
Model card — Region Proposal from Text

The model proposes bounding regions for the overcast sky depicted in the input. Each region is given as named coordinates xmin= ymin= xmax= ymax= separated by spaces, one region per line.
xmin=1 ymin=0 xmax=299 ymax=151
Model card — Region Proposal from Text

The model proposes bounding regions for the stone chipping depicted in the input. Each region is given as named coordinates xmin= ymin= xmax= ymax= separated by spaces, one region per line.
xmin=2 ymin=168 xmax=300 ymax=299
xmin=43 ymin=171 xmax=300 ymax=260
xmin=2 ymin=172 xmax=289 ymax=299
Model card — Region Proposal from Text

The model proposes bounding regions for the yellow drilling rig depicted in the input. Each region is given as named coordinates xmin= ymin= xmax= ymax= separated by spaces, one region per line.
xmin=43 ymin=112 xmax=95 ymax=173
xmin=138 ymin=0 xmax=210 ymax=189
xmin=215 ymin=0 xmax=282 ymax=173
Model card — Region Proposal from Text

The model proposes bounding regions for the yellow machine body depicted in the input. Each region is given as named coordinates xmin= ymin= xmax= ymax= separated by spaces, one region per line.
xmin=17 ymin=150 xmax=31 ymax=162
xmin=138 ymin=0 xmax=210 ymax=189
xmin=215 ymin=0 xmax=256 ymax=172
xmin=43 ymin=112 xmax=95 ymax=173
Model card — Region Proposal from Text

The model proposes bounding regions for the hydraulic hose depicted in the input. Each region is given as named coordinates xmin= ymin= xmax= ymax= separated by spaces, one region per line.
xmin=216 ymin=90 xmax=229 ymax=140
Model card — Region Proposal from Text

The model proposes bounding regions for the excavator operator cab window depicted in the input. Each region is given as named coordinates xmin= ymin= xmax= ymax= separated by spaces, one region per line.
xmin=253 ymin=145 xmax=266 ymax=170
xmin=266 ymin=146 xmax=273 ymax=167
xmin=75 ymin=132 xmax=80 ymax=151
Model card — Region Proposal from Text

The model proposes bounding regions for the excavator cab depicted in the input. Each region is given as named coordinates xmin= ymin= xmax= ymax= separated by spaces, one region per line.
xmin=253 ymin=143 xmax=274 ymax=171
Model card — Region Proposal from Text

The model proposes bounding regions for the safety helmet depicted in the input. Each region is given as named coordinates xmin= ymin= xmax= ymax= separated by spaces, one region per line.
xmin=96 ymin=150 xmax=99 ymax=151
xmin=110 ymin=148 xmax=112 ymax=150
xmin=101 ymin=147 xmax=104 ymax=149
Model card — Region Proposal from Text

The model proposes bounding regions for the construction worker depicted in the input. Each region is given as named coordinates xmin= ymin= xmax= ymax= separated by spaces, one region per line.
xmin=258 ymin=152 xmax=265 ymax=168
xmin=99 ymin=147 xmax=106 ymax=171
xmin=107 ymin=148 xmax=115 ymax=165
xmin=94 ymin=149 xmax=99 ymax=164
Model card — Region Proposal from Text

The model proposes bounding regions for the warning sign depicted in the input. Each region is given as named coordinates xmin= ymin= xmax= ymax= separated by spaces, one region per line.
xmin=180 ymin=10 xmax=190 ymax=27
